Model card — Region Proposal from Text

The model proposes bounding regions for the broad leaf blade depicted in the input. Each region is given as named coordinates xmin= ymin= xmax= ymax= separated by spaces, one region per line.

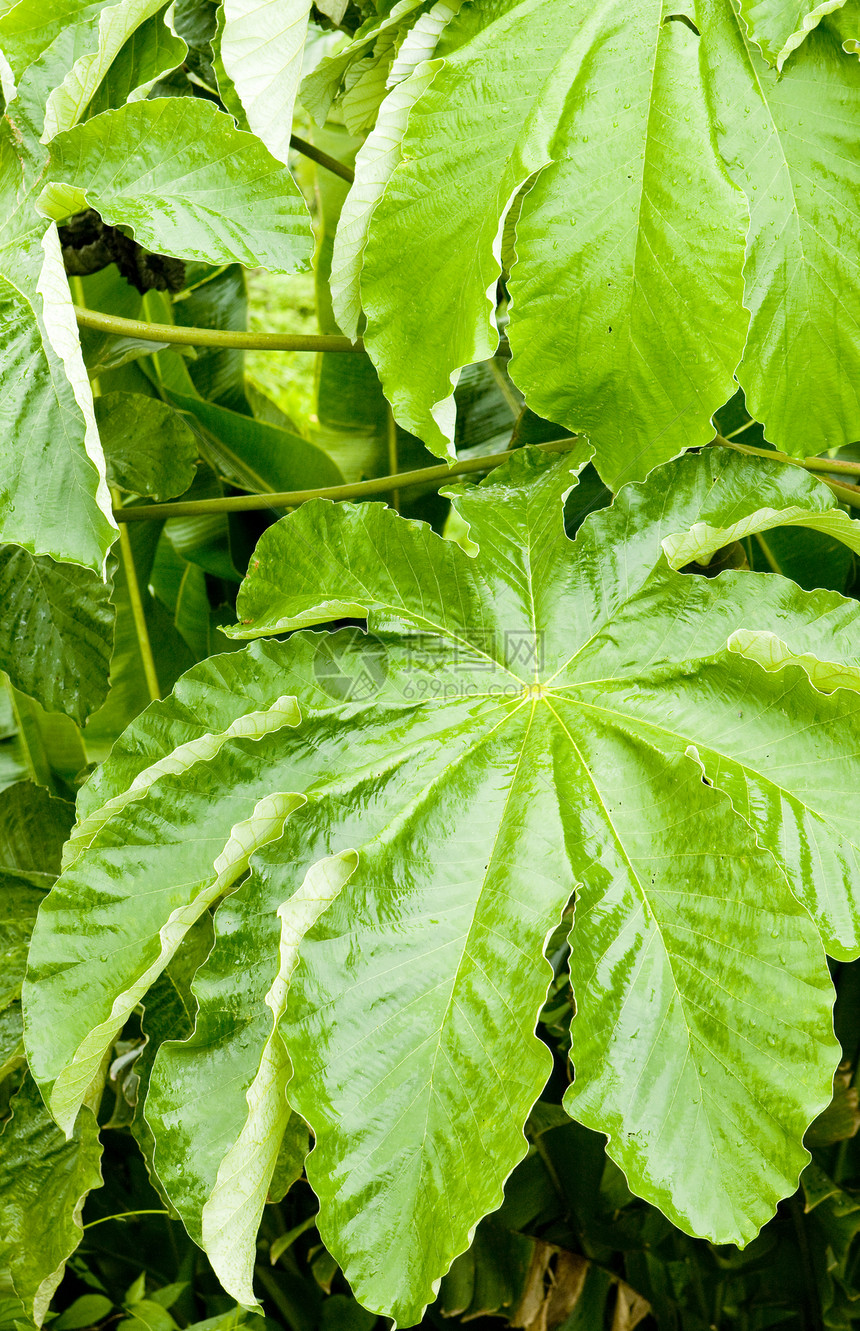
xmin=355 ymin=0 xmax=748 ymax=480
xmin=701 ymin=0 xmax=860 ymax=458
xmin=0 ymin=214 xmax=115 ymax=571
xmin=0 ymin=1076 xmax=102 ymax=1325
xmin=165 ymin=392 xmax=345 ymax=494
xmin=330 ymin=0 xmax=461 ymax=341
xmin=299 ymin=0 xmax=425 ymax=124
xmin=199 ymin=850 xmax=357 ymax=1302
xmin=42 ymin=0 xmax=167 ymax=139
xmin=83 ymin=5 xmax=187 ymax=117
xmin=0 ymin=780 xmax=75 ymax=879
xmin=96 ymin=392 xmax=198 ymax=501
xmin=0 ymin=875 xmax=44 ymax=1006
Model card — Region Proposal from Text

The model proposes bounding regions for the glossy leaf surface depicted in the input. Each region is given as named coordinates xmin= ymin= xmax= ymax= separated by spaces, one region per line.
xmin=95 ymin=392 xmax=198 ymax=502
xmin=0 ymin=1075 xmax=102 ymax=1324
xmin=24 ymin=446 xmax=858 ymax=1324
xmin=0 ymin=203 xmax=115 ymax=570
xmin=41 ymin=98 xmax=313 ymax=273
xmin=0 ymin=779 xmax=98 ymax=1326
xmin=0 ymin=545 xmax=114 ymax=722
xmin=701 ymin=0 xmax=860 ymax=460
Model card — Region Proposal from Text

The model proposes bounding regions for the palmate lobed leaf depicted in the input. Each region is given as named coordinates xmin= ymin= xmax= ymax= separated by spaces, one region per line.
xmin=24 ymin=445 xmax=860 ymax=1324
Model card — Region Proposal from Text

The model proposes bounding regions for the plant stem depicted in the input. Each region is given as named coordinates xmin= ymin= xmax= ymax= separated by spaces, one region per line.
xmin=254 ymin=1265 xmax=298 ymax=1325
xmin=83 ymin=1210 xmax=169 ymax=1229
xmin=114 ymin=493 xmax=161 ymax=701
xmin=714 ymin=437 xmax=860 ymax=506
xmin=75 ymin=306 xmax=364 ymax=353
xmin=719 ymin=436 xmax=860 ymax=477
xmin=290 ymin=133 xmax=355 ymax=184
xmin=754 ymin=531 xmax=782 ymax=575
xmin=723 ymin=419 xmax=759 ymax=440
xmin=387 ymin=406 xmax=400 ymax=512
xmin=114 ymin=438 xmax=578 ymax=522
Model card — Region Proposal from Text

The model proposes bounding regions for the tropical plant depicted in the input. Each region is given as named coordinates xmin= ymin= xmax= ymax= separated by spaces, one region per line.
xmin=2 ymin=0 xmax=860 ymax=1328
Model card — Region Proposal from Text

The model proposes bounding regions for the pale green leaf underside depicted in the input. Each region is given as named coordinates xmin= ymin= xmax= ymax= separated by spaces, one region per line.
xmin=331 ymin=0 xmax=461 ymax=341
xmin=219 ymin=0 xmax=312 ymax=166
xmin=26 ymin=446 xmax=856 ymax=1326
xmin=41 ymin=0 xmax=166 ymax=139
xmin=40 ymin=97 xmax=313 ymax=273
xmin=736 ymin=0 xmax=848 ymax=65
xmin=83 ymin=5 xmax=188 ymax=118
xmin=199 ymin=849 xmax=358 ymax=1304
xmin=0 ymin=212 xmax=116 ymax=570
xmin=299 ymin=0 xmax=426 ymax=124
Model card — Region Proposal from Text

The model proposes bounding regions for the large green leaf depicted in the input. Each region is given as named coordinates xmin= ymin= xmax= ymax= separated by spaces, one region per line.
xmin=24 ymin=446 xmax=860 ymax=1322
xmin=40 ymin=0 xmax=168 ymax=139
xmin=329 ymin=0 xmax=460 ymax=342
xmin=701 ymin=0 xmax=860 ymax=460
xmin=299 ymin=0 xmax=426 ymax=124
xmin=155 ymin=851 xmax=354 ymax=1302
xmin=172 ymin=264 xmax=250 ymax=414
xmin=0 ymin=781 xmax=75 ymax=883
xmin=314 ymin=123 xmax=429 ymax=484
xmin=342 ymin=0 xmax=860 ymax=478
xmin=83 ymin=5 xmax=187 ymax=118
xmin=0 ymin=192 xmax=115 ymax=570
xmin=40 ymin=97 xmax=313 ymax=273
xmin=0 ymin=781 xmax=71 ymax=1005
xmin=348 ymin=0 xmax=748 ymax=479
xmin=0 ymin=0 xmax=119 ymax=572
xmin=165 ymin=392 xmax=344 ymax=494
xmin=0 ymin=0 xmax=140 ymax=143
xmin=0 ymin=875 xmax=44 ymax=1007
xmin=5 ymin=682 xmax=89 ymax=798
xmin=96 ymin=392 xmax=198 ymax=502
xmin=0 ymin=774 xmax=98 ymax=1327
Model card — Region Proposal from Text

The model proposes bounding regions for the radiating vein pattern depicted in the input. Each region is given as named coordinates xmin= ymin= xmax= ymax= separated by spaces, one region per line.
xmin=25 ymin=446 xmax=856 ymax=1326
